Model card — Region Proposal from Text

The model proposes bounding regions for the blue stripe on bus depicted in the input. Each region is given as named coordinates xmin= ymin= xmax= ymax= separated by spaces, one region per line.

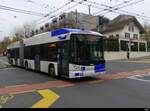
xmin=95 ymin=68 xmax=106 ymax=73
xmin=51 ymin=29 xmax=69 ymax=37
xmin=94 ymin=64 xmax=105 ymax=73
xmin=81 ymin=66 xmax=85 ymax=71
xmin=51 ymin=28 xmax=91 ymax=37
xmin=75 ymin=73 xmax=80 ymax=77
xmin=58 ymin=36 xmax=67 ymax=40
xmin=75 ymin=73 xmax=82 ymax=77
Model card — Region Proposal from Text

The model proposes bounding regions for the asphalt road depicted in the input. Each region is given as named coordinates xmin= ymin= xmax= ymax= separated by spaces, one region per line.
xmin=1 ymin=56 xmax=150 ymax=108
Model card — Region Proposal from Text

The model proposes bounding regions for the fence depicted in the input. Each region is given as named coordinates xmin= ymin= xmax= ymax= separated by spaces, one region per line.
xmin=103 ymin=39 xmax=150 ymax=60
xmin=103 ymin=38 xmax=119 ymax=51
xmin=104 ymin=38 xmax=147 ymax=52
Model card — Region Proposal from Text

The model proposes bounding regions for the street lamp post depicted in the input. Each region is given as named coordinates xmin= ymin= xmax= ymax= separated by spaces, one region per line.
xmin=127 ymin=38 xmax=135 ymax=59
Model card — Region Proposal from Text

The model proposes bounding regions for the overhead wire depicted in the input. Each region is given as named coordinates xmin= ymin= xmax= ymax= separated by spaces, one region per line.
xmin=0 ymin=4 xmax=45 ymax=16
xmin=36 ymin=0 xmax=85 ymax=26
xmin=83 ymin=0 xmax=150 ymax=22
xmin=71 ymin=0 xmax=150 ymax=27
xmin=95 ymin=0 xmax=145 ymax=15
xmin=92 ymin=0 xmax=135 ymax=15
xmin=35 ymin=1 xmax=73 ymax=24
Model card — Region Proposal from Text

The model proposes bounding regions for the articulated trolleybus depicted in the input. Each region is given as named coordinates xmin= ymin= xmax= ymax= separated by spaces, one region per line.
xmin=7 ymin=28 xmax=106 ymax=78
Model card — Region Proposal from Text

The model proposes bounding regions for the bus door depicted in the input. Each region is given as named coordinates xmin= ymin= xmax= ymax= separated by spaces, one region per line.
xmin=57 ymin=42 xmax=69 ymax=76
xmin=19 ymin=41 xmax=24 ymax=67
xmin=34 ymin=46 xmax=40 ymax=71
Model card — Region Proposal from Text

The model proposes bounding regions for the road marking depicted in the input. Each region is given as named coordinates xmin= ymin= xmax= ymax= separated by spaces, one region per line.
xmin=88 ymin=80 xmax=104 ymax=84
xmin=128 ymin=76 xmax=150 ymax=83
xmin=44 ymin=80 xmax=62 ymax=83
xmin=10 ymin=90 xmax=36 ymax=95
xmin=0 ymin=69 xmax=149 ymax=95
xmin=128 ymin=73 xmax=150 ymax=78
xmin=5 ymin=84 xmax=27 ymax=88
xmin=0 ymin=94 xmax=14 ymax=108
xmin=113 ymin=76 xmax=124 ymax=79
xmin=57 ymin=84 xmax=75 ymax=88
xmin=117 ymin=72 xmax=126 ymax=74
xmin=133 ymin=73 xmax=150 ymax=78
xmin=31 ymin=89 xmax=60 ymax=108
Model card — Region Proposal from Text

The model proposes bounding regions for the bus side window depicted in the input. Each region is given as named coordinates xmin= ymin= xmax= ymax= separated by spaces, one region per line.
xmin=31 ymin=46 xmax=36 ymax=59
xmin=40 ymin=44 xmax=48 ymax=61
xmin=70 ymin=35 xmax=76 ymax=62
xmin=24 ymin=46 xmax=32 ymax=59
xmin=48 ymin=46 xmax=57 ymax=61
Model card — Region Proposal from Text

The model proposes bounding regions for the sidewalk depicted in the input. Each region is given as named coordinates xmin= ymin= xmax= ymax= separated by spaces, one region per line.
xmin=107 ymin=55 xmax=150 ymax=62
xmin=0 ymin=57 xmax=11 ymax=69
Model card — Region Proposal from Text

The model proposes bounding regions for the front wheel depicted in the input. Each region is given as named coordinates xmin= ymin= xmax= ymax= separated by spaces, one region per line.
xmin=48 ymin=65 xmax=56 ymax=77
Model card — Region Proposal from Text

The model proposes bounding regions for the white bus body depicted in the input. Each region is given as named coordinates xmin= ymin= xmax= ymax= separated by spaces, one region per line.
xmin=7 ymin=28 xmax=106 ymax=78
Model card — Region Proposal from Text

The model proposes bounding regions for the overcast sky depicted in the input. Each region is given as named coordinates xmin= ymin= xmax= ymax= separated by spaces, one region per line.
xmin=0 ymin=0 xmax=150 ymax=41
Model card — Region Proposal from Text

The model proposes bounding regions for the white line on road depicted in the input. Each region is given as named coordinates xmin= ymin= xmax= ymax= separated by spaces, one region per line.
xmin=128 ymin=76 xmax=150 ymax=83
xmin=134 ymin=73 xmax=150 ymax=78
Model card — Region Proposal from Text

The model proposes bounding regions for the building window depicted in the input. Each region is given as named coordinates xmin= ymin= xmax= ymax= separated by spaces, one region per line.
xmin=131 ymin=42 xmax=138 ymax=51
xmin=133 ymin=34 xmax=138 ymax=39
xmin=45 ymin=23 xmax=50 ymax=28
xmin=125 ymin=33 xmax=130 ymax=38
xmin=128 ymin=24 xmax=134 ymax=32
xmin=132 ymin=25 xmax=134 ymax=32
xmin=116 ymin=34 xmax=119 ymax=38
xmin=59 ymin=14 xmax=65 ymax=20
xmin=120 ymin=40 xmax=129 ymax=51
xmin=109 ymin=35 xmax=114 ymax=39
xmin=139 ymin=43 xmax=146 ymax=52
xmin=52 ymin=18 xmax=57 ymax=24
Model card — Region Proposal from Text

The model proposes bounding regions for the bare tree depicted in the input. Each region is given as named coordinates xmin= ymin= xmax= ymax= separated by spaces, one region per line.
xmin=23 ymin=22 xmax=36 ymax=38
xmin=12 ymin=22 xmax=36 ymax=39
xmin=143 ymin=21 xmax=150 ymax=40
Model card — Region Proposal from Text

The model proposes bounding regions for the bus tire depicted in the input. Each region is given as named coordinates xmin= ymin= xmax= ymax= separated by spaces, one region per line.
xmin=48 ymin=65 xmax=55 ymax=77
xmin=25 ymin=62 xmax=28 ymax=70
xmin=10 ymin=60 xmax=13 ymax=65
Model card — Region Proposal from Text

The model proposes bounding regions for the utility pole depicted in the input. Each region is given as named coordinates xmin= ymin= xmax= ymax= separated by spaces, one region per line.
xmin=98 ymin=16 xmax=103 ymax=32
xmin=24 ymin=26 xmax=26 ymax=38
xmin=75 ymin=9 xmax=78 ymax=28
xmin=98 ymin=16 xmax=101 ymax=32
xmin=88 ymin=5 xmax=91 ymax=15
xmin=80 ymin=14 xmax=84 ymax=29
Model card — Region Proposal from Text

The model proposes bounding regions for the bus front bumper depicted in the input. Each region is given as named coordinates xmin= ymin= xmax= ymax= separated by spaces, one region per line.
xmin=69 ymin=70 xmax=105 ymax=78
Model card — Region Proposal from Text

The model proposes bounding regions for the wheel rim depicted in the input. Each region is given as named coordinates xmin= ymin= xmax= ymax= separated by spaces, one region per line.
xmin=49 ymin=66 xmax=55 ymax=77
xmin=25 ymin=63 xmax=28 ymax=69
xmin=50 ymin=67 xmax=54 ymax=75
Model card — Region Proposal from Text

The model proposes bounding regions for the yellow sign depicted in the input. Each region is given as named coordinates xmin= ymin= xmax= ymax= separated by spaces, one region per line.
xmin=48 ymin=43 xmax=57 ymax=47
xmin=85 ymin=37 xmax=97 ymax=42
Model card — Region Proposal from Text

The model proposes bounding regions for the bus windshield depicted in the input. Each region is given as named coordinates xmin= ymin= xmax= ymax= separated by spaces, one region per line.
xmin=70 ymin=34 xmax=104 ymax=65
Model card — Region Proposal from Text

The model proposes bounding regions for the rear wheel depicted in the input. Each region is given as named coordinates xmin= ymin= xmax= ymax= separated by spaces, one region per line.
xmin=25 ymin=62 xmax=28 ymax=70
xmin=10 ymin=60 xmax=13 ymax=65
xmin=48 ymin=65 xmax=56 ymax=77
